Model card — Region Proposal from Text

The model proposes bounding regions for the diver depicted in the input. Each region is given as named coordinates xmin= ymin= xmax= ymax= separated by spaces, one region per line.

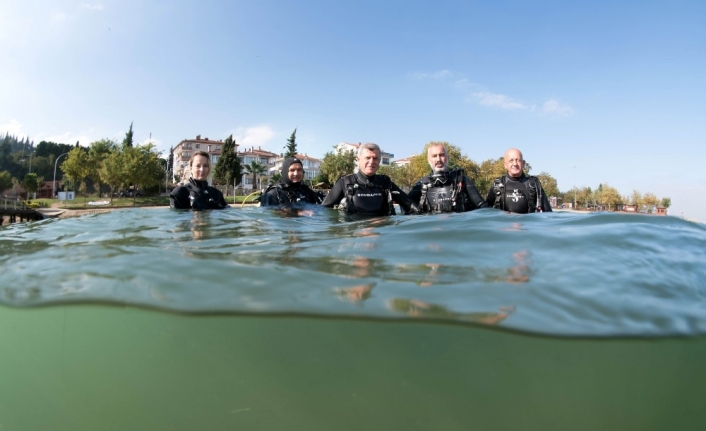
xmin=322 ymin=143 xmax=414 ymax=216
xmin=170 ymin=151 xmax=228 ymax=210
xmin=260 ymin=157 xmax=322 ymax=206
xmin=408 ymin=143 xmax=488 ymax=214
xmin=486 ymin=148 xmax=552 ymax=213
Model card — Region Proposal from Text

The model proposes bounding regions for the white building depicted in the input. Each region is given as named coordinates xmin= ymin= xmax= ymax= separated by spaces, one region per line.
xmin=238 ymin=146 xmax=279 ymax=190
xmin=392 ymin=155 xmax=416 ymax=166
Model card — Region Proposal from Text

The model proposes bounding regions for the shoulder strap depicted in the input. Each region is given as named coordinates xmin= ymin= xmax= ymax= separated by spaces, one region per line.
xmin=493 ymin=176 xmax=506 ymax=210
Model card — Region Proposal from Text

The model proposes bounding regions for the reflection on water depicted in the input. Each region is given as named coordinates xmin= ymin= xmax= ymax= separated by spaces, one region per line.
xmin=1 ymin=207 xmax=706 ymax=337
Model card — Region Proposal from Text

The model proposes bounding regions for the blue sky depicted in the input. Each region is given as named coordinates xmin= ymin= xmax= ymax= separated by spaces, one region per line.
xmin=1 ymin=0 xmax=705 ymax=219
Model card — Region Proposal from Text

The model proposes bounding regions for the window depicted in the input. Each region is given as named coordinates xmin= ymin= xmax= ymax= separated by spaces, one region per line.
xmin=207 ymin=145 xmax=211 ymax=152
xmin=244 ymin=177 xmax=253 ymax=185
xmin=182 ymin=152 xmax=190 ymax=158
xmin=195 ymin=144 xmax=200 ymax=149
xmin=216 ymin=145 xmax=221 ymax=150
xmin=238 ymin=157 xmax=244 ymax=163
xmin=211 ymin=155 xmax=219 ymax=164
xmin=260 ymin=157 xmax=268 ymax=164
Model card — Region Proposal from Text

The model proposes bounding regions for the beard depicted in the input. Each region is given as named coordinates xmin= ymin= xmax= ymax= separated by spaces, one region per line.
xmin=432 ymin=165 xmax=449 ymax=174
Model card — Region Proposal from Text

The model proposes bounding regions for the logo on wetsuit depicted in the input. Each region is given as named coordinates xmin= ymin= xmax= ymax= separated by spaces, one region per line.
xmin=508 ymin=189 xmax=524 ymax=202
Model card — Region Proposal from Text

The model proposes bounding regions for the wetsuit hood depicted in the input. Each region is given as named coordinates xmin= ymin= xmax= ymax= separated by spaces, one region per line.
xmin=281 ymin=157 xmax=304 ymax=186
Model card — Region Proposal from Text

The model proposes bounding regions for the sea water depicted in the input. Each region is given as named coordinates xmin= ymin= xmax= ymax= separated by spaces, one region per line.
xmin=1 ymin=207 xmax=706 ymax=430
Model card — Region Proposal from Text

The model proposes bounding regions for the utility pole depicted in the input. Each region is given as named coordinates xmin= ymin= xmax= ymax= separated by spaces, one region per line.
xmin=571 ymin=165 xmax=577 ymax=208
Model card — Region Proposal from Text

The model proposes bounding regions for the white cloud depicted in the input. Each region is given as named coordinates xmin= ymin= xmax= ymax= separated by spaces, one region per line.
xmin=50 ymin=12 xmax=68 ymax=23
xmin=0 ymin=119 xmax=25 ymax=137
xmin=412 ymin=70 xmax=451 ymax=80
xmin=82 ymin=3 xmax=105 ymax=11
xmin=469 ymin=92 xmax=527 ymax=110
xmin=231 ymin=126 xmax=276 ymax=151
xmin=542 ymin=99 xmax=574 ymax=116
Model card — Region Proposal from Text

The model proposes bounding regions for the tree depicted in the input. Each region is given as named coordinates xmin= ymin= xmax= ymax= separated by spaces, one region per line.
xmin=660 ymin=197 xmax=671 ymax=208
xmin=121 ymin=143 xmax=164 ymax=201
xmin=596 ymin=183 xmax=622 ymax=211
xmin=0 ymin=170 xmax=13 ymax=192
xmin=21 ymin=173 xmax=40 ymax=198
xmin=283 ymin=128 xmax=298 ymax=158
xmin=243 ymin=160 xmax=267 ymax=190
xmin=61 ymin=147 xmax=90 ymax=190
xmin=269 ymin=172 xmax=282 ymax=184
xmin=167 ymin=146 xmax=174 ymax=182
xmin=88 ymin=139 xmax=117 ymax=197
xmin=100 ymin=149 xmax=124 ymax=202
xmin=122 ymin=122 xmax=134 ymax=149
xmin=629 ymin=190 xmax=643 ymax=207
xmin=475 ymin=157 xmax=506 ymax=196
xmin=642 ymin=192 xmax=659 ymax=213
xmin=377 ymin=163 xmax=417 ymax=191
xmin=535 ymin=172 xmax=559 ymax=198
xmin=212 ymin=134 xmax=242 ymax=199
xmin=320 ymin=147 xmax=356 ymax=185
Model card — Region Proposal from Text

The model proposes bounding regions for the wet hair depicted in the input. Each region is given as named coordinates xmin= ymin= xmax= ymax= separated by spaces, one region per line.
xmin=189 ymin=151 xmax=211 ymax=167
xmin=357 ymin=143 xmax=381 ymax=157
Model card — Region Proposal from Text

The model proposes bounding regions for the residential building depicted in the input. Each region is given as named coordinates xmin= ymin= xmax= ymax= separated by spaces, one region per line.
xmin=335 ymin=142 xmax=394 ymax=166
xmin=172 ymin=135 xmax=232 ymax=183
xmin=392 ymin=155 xmax=415 ymax=166
xmin=238 ymin=146 xmax=279 ymax=190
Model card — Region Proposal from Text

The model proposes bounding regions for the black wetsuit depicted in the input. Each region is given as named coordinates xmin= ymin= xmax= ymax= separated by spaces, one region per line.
xmin=485 ymin=174 xmax=552 ymax=213
xmin=260 ymin=181 xmax=321 ymax=206
xmin=170 ymin=178 xmax=228 ymax=210
xmin=408 ymin=170 xmax=488 ymax=214
xmin=322 ymin=171 xmax=413 ymax=216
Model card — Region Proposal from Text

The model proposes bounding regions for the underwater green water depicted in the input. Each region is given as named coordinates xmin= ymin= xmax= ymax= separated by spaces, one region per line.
xmin=2 ymin=306 xmax=706 ymax=431
xmin=1 ymin=208 xmax=706 ymax=429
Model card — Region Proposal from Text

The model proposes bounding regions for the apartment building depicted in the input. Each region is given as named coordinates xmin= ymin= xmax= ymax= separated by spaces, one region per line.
xmin=238 ymin=146 xmax=279 ymax=190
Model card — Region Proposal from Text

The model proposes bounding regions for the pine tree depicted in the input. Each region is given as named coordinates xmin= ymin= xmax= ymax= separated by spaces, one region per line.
xmin=283 ymin=128 xmax=297 ymax=158
xmin=122 ymin=122 xmax=134 ymax=149
xmin=212 ymin=135 xmax=242 ymax=200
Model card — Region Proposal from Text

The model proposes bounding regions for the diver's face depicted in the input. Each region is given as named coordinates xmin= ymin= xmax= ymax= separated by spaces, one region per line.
xmin=427 ymin=145 xmax=448 ymax=173
xmin=288 ymin=163 xmax=304 ymax=183
xmin=190 ymin=155 xmax=210 ymax=181
xmin=504 ymin=149 xmax=525 ymax=178
xmin=357 ymin=149 xmax=380 ymax=176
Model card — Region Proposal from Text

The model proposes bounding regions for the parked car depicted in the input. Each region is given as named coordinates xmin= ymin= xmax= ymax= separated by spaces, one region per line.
xmin=117 ymin=189 xmax=145 ymax=197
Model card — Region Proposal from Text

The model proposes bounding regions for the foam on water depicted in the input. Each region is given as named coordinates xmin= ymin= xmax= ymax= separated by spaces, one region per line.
xmin=1 ymin=207 xmax=705 ymax=336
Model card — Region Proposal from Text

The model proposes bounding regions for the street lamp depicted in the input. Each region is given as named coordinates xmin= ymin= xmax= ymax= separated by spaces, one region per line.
xmin=53 ymin=153 xmax=69 ymax=198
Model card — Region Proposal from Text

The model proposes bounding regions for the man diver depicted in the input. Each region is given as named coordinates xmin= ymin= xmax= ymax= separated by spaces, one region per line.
xmin=408 ymin=143 xmax=488 ymax=214
xmin=486 ymin=148 xmax=552 ymax=213
xmin=322 ymin=143 xmax=414 ymax=216
xmin=260 ymin=157 xmax=322 ymax=206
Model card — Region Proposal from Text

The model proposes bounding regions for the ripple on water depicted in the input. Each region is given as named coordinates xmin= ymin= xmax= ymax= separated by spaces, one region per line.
xmin=1 ymin=207 xmax=706 ymax=337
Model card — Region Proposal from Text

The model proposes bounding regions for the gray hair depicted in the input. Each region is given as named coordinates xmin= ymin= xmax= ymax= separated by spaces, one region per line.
xmin=358 ymin=143 xmax=381 ymax=157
